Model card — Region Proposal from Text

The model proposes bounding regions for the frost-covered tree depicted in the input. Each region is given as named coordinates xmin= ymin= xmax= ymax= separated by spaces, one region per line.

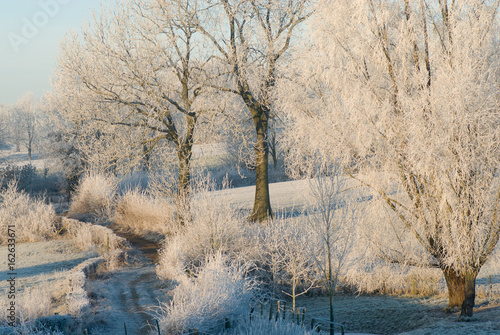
xmin=306 ymin=163 xmax=359 ymax=334
xmin=18 ymin=93 xmax=38 ymax=161
xmin=53 ymin=0 xmax=222 ymax=206
xmin=9 ymin=92 xmax=39 ymax=161
xmin=196 ymin=0 xmax=311 ymax=221
xmin=278 ymin=0 xmax=500 ymax=317
xmin=263 ymin=218 xmax=315 ymax=312
xmin=7 ymin=104 xmax=24 ymax=153
xmin=0 ymin=104 xmax=8 ymax=150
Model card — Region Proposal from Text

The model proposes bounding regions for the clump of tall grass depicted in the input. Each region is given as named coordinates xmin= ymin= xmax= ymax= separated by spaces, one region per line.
xmin=344 ymin=262 xmax=444 ymax=296
xmin=64 ymin=218 xmax=126 ymax=270
xmin=156 ymin=182 xmax=259 ymax=281
xmin=113 ymin=188 xmax=175 ymax=241
xmin=0 ymin=272 xmax=81 ymax=330
xmin=67 ymin=172 xmax=116 ymax=222
xmin=0 ymin=182 xmax=57 ymax=244
xmin=221 ymin=314 xmax=317 ymax=335
xmin=156 ymin=253 xmax=256 ymax=334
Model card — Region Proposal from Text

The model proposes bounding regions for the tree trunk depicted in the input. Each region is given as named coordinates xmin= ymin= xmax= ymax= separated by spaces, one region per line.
xmin=443 ymin=268 xmax=477 ymax=317
xmin=329 ymin=284 xmax=334 ymax=335
xmin=269 ymin=126 xmax=278 ymax=170
xmin=250 ymin=114 xmax=273 ymax=222
xmin=176 ymin=148 xmax=192 ymax=224
xmin=142 ymin=144 xmax=150 ymax=171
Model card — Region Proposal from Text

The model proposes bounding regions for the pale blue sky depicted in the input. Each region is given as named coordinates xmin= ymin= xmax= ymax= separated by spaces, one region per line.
xmin=0 ymin=0 xmax=105 ymax=105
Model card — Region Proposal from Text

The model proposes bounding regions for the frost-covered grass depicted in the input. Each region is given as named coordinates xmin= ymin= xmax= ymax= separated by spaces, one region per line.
xmin=113 ymin=188 xmax=175 ymax=240
xmin=343 ymin=262 xmax=444 ymax=296
xmin=0 ymin=183 xmax=57 ymax=244
xmin=0 ymin=279 xmax=54 ymax=324
xmin=64 ymin=218 xmax=126 ymax=270
xmin=67 ymin=172 xmax=116 ymax=222
xmin=156 ymin=253 xmax=256 ymax=334
xmin=220 ymin=314 xmax=319 ymax=335
xmin=0 ymin=323 xmax=65 ymax=335
xmin=156 ymin=178 xmax=261 ymax=281
xmin=0 ymin=239 xmax=102 ymax=332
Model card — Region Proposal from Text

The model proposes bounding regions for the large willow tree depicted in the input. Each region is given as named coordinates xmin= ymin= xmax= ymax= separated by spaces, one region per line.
xmin=279 ymin=0 xmax=500 ymax=317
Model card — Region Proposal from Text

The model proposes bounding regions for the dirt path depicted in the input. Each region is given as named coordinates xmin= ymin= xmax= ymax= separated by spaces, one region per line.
xmin=111 ymin=228 xmax=162 ymax=264
xmin=83 ymin=231 xmax=169 ymax=335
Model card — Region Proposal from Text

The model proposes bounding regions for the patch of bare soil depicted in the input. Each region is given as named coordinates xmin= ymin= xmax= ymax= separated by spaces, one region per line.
xmin=109 ymin=227 xmax=162 ymax=264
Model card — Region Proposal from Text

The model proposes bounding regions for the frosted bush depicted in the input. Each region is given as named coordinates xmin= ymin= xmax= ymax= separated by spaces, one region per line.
xmin=261 ymin=217 xmax=317 ymax=307
xmin=67 ymin=172 xmax=116 ymax=222
xmin=157 ymin=253 xmax=256 ymax=334
xmin=64 ymin=218 xmax=126 ymax=269
xmin=156 ymin=184 xmax=260 ymax=281
xmin=65 ymin=218 xmax=124 ymax=252
xmin=0 ymin=183 xmax=56 ymax=244
xmin=114 ymin=188 xmax=175 ymax=240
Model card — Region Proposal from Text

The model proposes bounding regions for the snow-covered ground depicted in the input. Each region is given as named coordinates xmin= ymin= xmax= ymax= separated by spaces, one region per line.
xmin=0 ymin=162 xmax=498 ymax=334
xmin=214 ymin=180 xmax=500 ymax=334
xmin=0 ymin=239 xmax=98 ymax=322
xmin=0 ymin=148 xmax=47 ymax=170
xmin=82 ymin=245 xmax=169 ymax=335
xmin=212 ymin=178 xmax=312 ymax=212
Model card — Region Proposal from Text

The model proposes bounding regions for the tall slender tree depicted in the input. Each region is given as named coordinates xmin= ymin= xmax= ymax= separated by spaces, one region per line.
xmin=9 ymin=92 xmax=39 ymax=161
xmin=196 ymin=0 xmax=311 ymax=222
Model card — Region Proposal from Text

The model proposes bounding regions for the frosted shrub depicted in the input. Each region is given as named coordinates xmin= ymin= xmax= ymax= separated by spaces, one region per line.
xmin=156 ymin=192 xmax=258 ymax=281
xmin=114 ymin=188 xmax=175 ymax=240
xmin=157 ymin=253 xmax=256 ymax=334
xmin=67 ymin=172 xmax=116 ymax=222
xmin=64 ymin=218 xmax=126 ymax=269
xmin=0 ymin=183 xmax=56 ymax=244
xmin=66 ymin=218 xmax=124 ymax=252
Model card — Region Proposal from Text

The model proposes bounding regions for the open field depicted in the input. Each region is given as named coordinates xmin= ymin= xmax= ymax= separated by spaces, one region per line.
xmin=0 ymin=164 xmax=499 ymax=334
